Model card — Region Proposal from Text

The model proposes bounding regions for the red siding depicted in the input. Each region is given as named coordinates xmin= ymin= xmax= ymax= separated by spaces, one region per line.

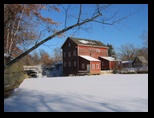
xmin=90 ymin=61 xmax=101 ymax=74
xmin=78 ymin=46 xmax=108 ymax=58
xmin=110 ymin=61 xmax=116 ymax=70
xmin=62 ymin=38 xmax=113 ymax=75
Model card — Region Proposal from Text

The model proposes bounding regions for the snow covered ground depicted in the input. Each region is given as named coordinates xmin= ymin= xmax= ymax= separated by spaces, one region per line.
xmin=4 ymin=74 xmax=148 ymax=112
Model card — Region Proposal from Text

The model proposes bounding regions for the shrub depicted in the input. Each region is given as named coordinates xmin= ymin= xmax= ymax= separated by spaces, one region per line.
xmin=4 ymin=58 xmax=26 ymax=98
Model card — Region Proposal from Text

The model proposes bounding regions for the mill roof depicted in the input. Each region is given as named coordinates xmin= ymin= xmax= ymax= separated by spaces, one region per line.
xmin=61 ymin=37 xmax=108 ymax=48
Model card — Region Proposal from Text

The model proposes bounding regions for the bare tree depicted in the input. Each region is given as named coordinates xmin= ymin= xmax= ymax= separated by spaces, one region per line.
xmin=4 ymin=4 xmax=132 ymax=69
xmin=139 ymin=31 xmax=148 ymax=60
xmin=118 ymin=43 xmax=138 ymax=61
xmin=52 ymin=47 xmax=62 ymax=63
xmin=39 ymin=49 xmax=53 ymax=66
xmin=140 ymin=31 xmax=148 ymax=48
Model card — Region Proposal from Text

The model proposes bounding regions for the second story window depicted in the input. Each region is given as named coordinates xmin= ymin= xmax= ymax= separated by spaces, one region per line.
xmin=73 ymin=50 xmax=76 ymax=56
xmin=68 ymin=51 xmax=71 ymax=57
xmin=64 ymin=52 xmax=66 ymax=57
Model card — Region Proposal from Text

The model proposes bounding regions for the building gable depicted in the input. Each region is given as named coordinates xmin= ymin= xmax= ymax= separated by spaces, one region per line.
xmin=61 ymin=37 xmax=78 ymax=49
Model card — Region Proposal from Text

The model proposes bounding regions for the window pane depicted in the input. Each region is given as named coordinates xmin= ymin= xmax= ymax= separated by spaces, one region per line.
xmin=74 ymin=61 xmax=76 ymax=67
xmin=82 ymin=63 xmax=85 ymax=69
xmin=92 ymin=64 xmax=95 ymax=69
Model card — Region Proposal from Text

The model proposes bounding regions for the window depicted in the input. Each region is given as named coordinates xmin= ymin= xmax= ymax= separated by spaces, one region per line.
xmin=82 ymin=63 xmax=85 ymax=69
xmin=74 ymin=61 xmax=76 ymax=67
xmin=68 ymin=51 xmax=71 ymax=57
xmin=68 ymin=42 xmax=71 ymax=47
xmin=92 ymin=64 xmax=95 ymax=69
xmin=64 ymin=52 xmax=66 ymax=57
xmin=73 ymin=50 xmax=76 ymax=56
xmin=96 ymin=64 xmax=99 ymax=69
xmin=64 ymin=62 xmax=67 ymax=67
xmin=69 ymin=62 xmax=71 ymax=67
xmin=96 ymin=49 xmax=100 ymax=52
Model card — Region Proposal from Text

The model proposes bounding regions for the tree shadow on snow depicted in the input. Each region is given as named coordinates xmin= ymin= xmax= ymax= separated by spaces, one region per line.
xmin=4 ymin=89 xmax=148 ymax=112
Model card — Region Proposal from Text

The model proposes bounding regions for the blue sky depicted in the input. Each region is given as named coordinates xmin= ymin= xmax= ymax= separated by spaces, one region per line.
xmin=33 ymin=4 xmax=148 ymax=56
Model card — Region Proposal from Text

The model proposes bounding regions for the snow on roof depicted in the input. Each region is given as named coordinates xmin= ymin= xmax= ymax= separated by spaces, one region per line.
xmin=122 ymin=61 xmax=133 ymax=64
xmin=99 ymin=56 xmax=121 ymax=61
xmin=78 ymin=40 xmax=96 ymax=45
xmin=79 ymin=55 xmax=100 ymax=61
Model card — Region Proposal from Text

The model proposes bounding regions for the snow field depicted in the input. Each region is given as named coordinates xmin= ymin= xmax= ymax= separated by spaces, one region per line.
xmin=4 ymin=74 xmax=148 ymax=112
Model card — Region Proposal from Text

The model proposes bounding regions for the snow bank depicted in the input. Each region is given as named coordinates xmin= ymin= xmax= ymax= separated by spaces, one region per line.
xmin=4 ymin=74 xmax=148 ymax=112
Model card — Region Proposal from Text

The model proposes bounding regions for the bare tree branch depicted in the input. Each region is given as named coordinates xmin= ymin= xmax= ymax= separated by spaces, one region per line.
xmin=4 ymin=13 xmax=101 ymax=69
xmin=77 ymin=4 xmax=82 ymax=24
xmin=62 ymin=4 xmax=71 ymax=28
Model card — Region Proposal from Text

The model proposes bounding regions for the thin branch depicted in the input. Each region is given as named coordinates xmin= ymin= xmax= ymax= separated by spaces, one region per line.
xmin=77 ymin=4 xmax=82 ymax=24
xmin=62 ymin=4 xmax=71 ymax=28
xmin=35 ymin=29 xmax=47 ymax=45
xmin=92 ymin=14 xmax=129 ymax=26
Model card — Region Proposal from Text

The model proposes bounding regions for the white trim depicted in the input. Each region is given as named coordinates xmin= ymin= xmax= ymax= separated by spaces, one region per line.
xmin=96 ymin=64 xmax=99 ymax=69
xmin=92 ymin=64 xmax=95 ymax=69
xmin=79 ymin=55 xmax=100 ymax=61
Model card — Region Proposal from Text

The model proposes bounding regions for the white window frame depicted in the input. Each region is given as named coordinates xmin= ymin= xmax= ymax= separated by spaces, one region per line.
xmin=96 ymin=49 xmax=100 ymax=52
xmin=92 ymin=64 xmax=95 ymax=69
xmin=96 ymin=64 xmax=99 ymax=69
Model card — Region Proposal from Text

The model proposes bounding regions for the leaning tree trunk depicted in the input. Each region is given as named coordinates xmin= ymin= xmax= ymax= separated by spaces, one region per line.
xmin=4 ymin=13 xmax=101 ymax=70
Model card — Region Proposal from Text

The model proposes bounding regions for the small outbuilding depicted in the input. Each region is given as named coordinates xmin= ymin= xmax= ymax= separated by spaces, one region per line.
xmin=78 ymin=55 xmax=101 ymax=75
xmin=122 ymin=60 xmax=133 ymax=68
xmin=132 ymin=56 xmax=148 ymax=67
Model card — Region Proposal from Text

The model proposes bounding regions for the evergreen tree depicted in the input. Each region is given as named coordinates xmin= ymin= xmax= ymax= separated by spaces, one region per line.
xmin=107 ymin=44 xmax=115 ymax=56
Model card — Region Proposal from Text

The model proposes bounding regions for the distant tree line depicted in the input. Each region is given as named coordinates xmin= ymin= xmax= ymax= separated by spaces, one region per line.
xmin=107 ymin=31 xmax=148 ymax=61
xmin=21 ymin=47 xmax=62 ymax=67
xmin=117 ymin=31 xmax=148 ymax=61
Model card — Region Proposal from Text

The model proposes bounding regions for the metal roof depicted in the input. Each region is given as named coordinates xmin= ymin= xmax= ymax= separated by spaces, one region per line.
xmin=79 ymin=55 xmax=100 ymax=61
xmin=68 ymin=37 xmax=108 ymax=47
xmin=99 ymin=56 xmax=121 ymax=61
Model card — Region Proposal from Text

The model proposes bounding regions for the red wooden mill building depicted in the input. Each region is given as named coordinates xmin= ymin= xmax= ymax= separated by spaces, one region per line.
xmin=61 ymin=37 xmax=121 ymax=76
